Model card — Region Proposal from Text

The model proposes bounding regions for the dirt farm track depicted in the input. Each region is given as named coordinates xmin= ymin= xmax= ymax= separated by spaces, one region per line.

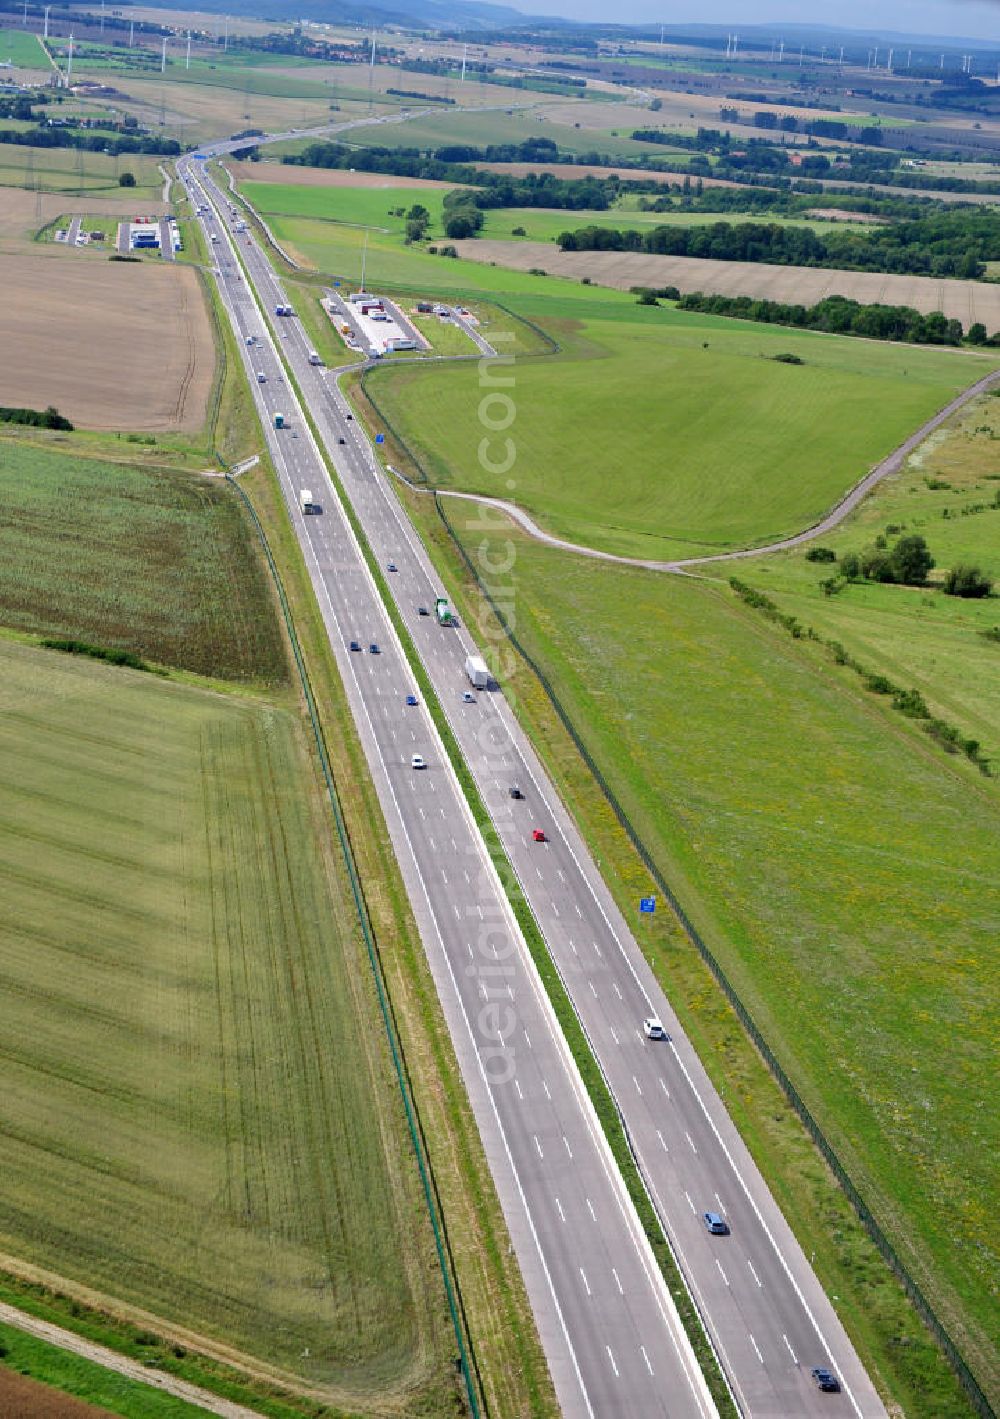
xmin=0 ymin=250 xmax=214 ymax=432
xmin=456 ymin=239 xmax=1000 ymax=330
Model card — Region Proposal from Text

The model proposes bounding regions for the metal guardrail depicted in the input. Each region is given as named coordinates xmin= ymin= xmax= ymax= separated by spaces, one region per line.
xmin=435 ymin=494 xmax=994 ymax=1419
xmin=224 ymin=469 xmax=484 ymax=1419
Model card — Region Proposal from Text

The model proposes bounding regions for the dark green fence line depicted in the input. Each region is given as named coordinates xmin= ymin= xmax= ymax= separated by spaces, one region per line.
xmin=226 ymin=471 xmax=484 ymax=1419
xmin=434 ymin=493 xmax=994 ymax=1419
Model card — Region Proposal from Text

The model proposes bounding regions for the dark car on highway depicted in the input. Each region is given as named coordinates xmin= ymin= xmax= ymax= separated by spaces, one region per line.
xmin=369 ymin=643 xmax=380 ymax=654
xmin=349 ymin=640 xmax=361 ymax=651
xmin=810 ymin=1369 xmax=841 ymax=1394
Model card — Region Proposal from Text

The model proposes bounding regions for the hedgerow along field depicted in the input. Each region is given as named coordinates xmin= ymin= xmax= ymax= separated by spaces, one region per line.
xmin=0 ymin=443 xmax=285 ymax=682
xmin=0 ymin=639 xmax=460 ymax=1414
xmin=434 ymin=509 xmax=999 ymax=1410
xmin=364 ymin=295 xmax=997 ymax=560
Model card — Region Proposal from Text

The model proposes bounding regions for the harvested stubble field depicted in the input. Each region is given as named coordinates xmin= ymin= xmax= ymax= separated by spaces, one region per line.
xmin=453 ymin=238 xmax=1000 ymax=329
xmin=0 ymin=638 xmax=458 ymax=1413
xmin=0 ymin=443 xmax=286 ymax=681
xmin=226 ymin=159 xmax=462 ymax=191
xmin=0 ymin=250 xmax=214 ymax=432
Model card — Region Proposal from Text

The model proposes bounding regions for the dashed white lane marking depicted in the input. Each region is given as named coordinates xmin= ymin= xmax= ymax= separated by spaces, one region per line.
xmin=514 ymin=1079 xmax=523 ymax=1100
xmin=579 ymin=1268 xmax=591 ymax=1298
xmin=612 ymin=1266 xmax=623 ymax=1295
xmin=606 ymin=1347 xmax=619 ymax=1379
xmin=613 ymin=982 xmax=623 ymax=1000
xmin=716 ymin=1259 xmax=729 ymax=1287
xmin=749 ymin=1334 xmax=763 ymax=1364
xmin=523 ymin=1028 xmax=532 ymax=1049
xmin=542 ymin=1079 xmax=551 ymax=1099
xmin=586 ymin=1197 xmax=596 ymax=1221
xmin=641 ymin=1345 xmax=654 ymax=1376
xmin=782 ymin=1333 xmax=798 ymax=1365
xmin=685 ymin=1130 xmax=698 ymax=1155
xmin=684 ymin=1191 xmax=696 ymax=1215
xmin=748 ymin=1259 xmax=762 ymax=1289
xmin=632 ymin=1074 xmax=642 ymax=1094
xmin=563 ymin=1135 xmax=573 ymax=1160
xmin=656 ymin=1129 xmax=668 ymax=1152
xmin=659 ymin=1078 xmax=670 ymax=1100
xmin=610 ymin=1026 xmax=620 ymax=1046
xmin=555 ymin=1197 xmax=565 ymax=1222
xmin=533 ymin=1135 xmax=543 ymax=1160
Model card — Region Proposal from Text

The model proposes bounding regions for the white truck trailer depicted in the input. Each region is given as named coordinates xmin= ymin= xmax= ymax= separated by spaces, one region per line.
xmin=299 ymin=488 xmax=314 ymax=513
xmin=464 ymin=655 xmax=489 ymax=690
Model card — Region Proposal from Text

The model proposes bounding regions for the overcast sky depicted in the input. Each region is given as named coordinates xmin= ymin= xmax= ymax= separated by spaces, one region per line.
xmin=525 ymin=0 xmax=1000 ymax=42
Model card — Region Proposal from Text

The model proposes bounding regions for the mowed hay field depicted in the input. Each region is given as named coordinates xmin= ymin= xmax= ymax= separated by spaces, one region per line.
xmin=0 ymin=444 xmax=285 ymax=682
xmin=0 ymin=639 xmax=458 ymax=1413
xmin=442 ymin=520 xmax=1000 ymax=1403
xmin=0 ymin=252 xmax=213 ymax=432
xmin=453 ymin=239 xmax=1000 ymax=330
xmin=366 ymin=297 xmax=996 ymax=560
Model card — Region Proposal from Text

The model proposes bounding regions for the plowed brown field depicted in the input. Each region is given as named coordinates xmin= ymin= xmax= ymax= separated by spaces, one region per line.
xmin=454 ymin=238 xmax=1000 ymax=329
xmin=0 ymin=1368 xmax=113 ymax=1419
xmin=0 ymin=249 xmax=214 ymax=431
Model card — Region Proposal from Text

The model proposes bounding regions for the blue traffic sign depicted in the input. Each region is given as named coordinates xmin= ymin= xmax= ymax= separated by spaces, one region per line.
xmin=639 ymin=897 xmax=656 ymax=915
xmin=333 ymin=280 xmax=341 ymax=287
xmin=375 ymin=433 xmax=385 ymax=444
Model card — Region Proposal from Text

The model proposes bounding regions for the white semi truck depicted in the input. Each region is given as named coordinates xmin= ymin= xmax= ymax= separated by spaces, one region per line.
xmin=299 ymin=488 xmax=314 ymax=513
xmin=464 ymin=655 xmax=489 ymax=690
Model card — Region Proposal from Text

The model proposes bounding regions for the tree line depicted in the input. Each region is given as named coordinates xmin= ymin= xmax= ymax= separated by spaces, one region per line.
xmin=558 ymin=211 xmax=1000 ymax=279
xmin=671 ymin=292 xmax=988 ymax=347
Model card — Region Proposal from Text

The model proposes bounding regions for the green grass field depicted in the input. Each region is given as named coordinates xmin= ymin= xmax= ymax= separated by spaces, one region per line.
xmin=341 ymin=106 xmax=674 ymax=158
xmin=241 ymin=178 xmax=856 ymax=249
xmin=0 ymin=444 xmax=286 ymax=683
xmin=0 ymin=142 xmax=163 ymax=197
xmin=0 ymin=28 xmax=48 ymax=68
xmin=436 ymin=506 xmax=999 ymax=1404
xmin=0 ymin=638 xmax=457 ymax=1412
xmin=366 ymin=299 xmax=997 ymax=559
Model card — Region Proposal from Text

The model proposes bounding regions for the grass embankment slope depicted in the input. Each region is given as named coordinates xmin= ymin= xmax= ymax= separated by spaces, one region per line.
xmin=366 ymin=295 xmax=998 ymax=560
xmin=0 ymin=442 xmax=461 ymax=1414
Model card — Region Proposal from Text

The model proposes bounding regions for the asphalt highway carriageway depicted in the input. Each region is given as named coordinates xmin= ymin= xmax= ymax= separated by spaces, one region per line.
xmin=187 ymin=136 xmax=888 ymax=1418
xmin=181 ymin=157 xmax=715 ymax=1419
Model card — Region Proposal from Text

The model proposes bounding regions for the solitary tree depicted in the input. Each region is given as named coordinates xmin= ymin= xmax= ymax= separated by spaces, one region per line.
xmin=118 ymin=171 xmax=136 ymax=187
xmin=888 ymin=534 xmax=934 ymax=586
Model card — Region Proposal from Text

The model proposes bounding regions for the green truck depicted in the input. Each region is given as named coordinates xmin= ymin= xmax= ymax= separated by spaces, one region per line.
xmin=435 ymin=597 xmax=453 ymax=626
